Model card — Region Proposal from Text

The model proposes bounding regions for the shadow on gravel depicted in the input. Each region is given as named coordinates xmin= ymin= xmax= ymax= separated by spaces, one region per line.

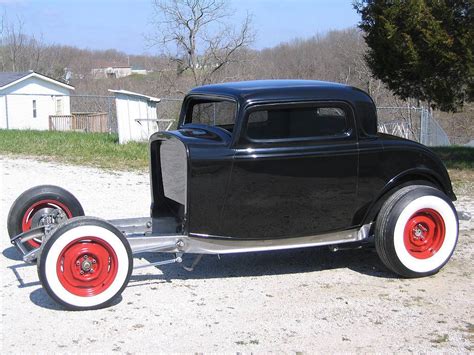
xmin=30 ymin=288 xmax=65 ymax=311
xmin=5 ymin=242 xmax=398 ymax=306
xmin=7 ymin=262 xmax=41 ymax=288
xmin=3 ymin=246 xmax=23 ymax=261
xmin=129 ymin=246 xmax=397 ymax=287
xmin=30 ymin=288 xmax=124 ymax=311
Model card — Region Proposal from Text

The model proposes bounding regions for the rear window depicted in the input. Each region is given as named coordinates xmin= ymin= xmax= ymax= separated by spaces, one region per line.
xmin=246 ymin=105 xmax=348 ymax=140
xmin=186 ymin=99 xmax=237 ymax=133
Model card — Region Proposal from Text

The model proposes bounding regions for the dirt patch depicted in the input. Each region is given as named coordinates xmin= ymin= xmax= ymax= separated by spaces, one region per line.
xmin=1 ymin=156 xmax=473 ymax=352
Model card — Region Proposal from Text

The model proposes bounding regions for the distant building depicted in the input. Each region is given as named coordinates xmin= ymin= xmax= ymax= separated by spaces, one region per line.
xmin=131 ymin=65 xmax=148 ymax=75
xmin=92 ymin=64 xmax=149 ymax=79
xmin=92 ymin=64 xmax=131 ymax=79
xmin=0 ymin=71 xmax=74 ymax=130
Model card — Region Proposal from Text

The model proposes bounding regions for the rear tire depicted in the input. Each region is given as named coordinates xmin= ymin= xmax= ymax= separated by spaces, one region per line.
xmin=375 ymin=185 xmax=458 ymax=278
xmin=8 ymin=185 xmax=84 ymax=250
xmin=38 ymin=217 xmax=133 ymax=310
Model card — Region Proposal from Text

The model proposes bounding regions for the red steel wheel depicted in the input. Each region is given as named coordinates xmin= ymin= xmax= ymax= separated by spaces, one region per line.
xmin=403 ymin=208 xmax=446 ymax=259
xmin=21 ymin=199 xmax=73 ymax=248
xmin=56 ymin=237 xmax=118 ymax=297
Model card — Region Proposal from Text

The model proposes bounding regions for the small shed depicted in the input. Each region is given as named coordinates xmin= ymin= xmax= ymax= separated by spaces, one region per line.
xmin=0 ymin=71 xmax=74 ymax=130
xmin=109 ymin=89 xmax=161 ymax=144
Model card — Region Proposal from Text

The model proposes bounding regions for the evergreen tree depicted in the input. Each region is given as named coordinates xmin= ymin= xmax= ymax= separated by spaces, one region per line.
xmin=355 ymin=0 xmax=473 ymax=111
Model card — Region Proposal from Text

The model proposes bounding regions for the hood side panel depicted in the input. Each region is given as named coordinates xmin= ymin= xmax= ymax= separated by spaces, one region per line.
xmin=161 ymin=138 xmax=187 ymax=206
xmin=150 ymin=134 xmax=188 ymax=233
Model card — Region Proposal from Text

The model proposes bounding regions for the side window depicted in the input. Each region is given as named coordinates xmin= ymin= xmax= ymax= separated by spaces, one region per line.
xmin=246 ymin=105 xmax=348 ymax=140
xmin=32 ymin=100 xmax=37 ymax=118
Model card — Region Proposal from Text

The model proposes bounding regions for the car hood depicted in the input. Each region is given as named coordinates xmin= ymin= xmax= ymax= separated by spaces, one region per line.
xmin=150 ymin=124 xmax=231 ymax=147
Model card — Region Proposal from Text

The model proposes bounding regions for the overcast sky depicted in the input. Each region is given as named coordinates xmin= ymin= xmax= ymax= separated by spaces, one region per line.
xmin=1 ymin=0 xmax=360 ymax=54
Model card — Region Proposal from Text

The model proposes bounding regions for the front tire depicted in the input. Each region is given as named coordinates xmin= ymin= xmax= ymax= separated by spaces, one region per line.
xmin=8 ymin=185 xmax=84 ymax=250
xmin=38 ymin=217 xmax=133 ymax=310
xmin=375 ymin=185 xmax=458 ymax=278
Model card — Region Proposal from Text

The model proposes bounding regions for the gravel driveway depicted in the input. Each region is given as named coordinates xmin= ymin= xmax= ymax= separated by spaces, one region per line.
xmin=1 ymin=156 xmax=473 ymax=353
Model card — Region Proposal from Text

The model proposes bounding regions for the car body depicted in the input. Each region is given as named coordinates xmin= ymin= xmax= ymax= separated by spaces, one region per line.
xmin=149 ymin=80 xmax=455 ymax=240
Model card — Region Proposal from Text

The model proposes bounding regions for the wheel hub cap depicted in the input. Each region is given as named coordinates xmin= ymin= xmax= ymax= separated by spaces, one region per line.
xmin=81 ymin=259 xmax=93 ymax=272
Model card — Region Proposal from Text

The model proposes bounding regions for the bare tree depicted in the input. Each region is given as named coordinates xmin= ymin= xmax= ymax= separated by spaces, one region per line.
xmin=0 ymin=12 xmax=46 ymax=73
xmin=149 ymin=0 xmax=254 ymax=86
xmin=4 ymin=16 xmax=26 ymax=72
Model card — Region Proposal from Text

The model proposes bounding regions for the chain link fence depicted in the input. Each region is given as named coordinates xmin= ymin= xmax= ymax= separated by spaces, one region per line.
xmin=377 ymin=106 xmax=451 ymax=146
xmin=156 ymin=97 xmax=182 ymax=131
xmin=70 ymin=95 xmax=116 ymax=133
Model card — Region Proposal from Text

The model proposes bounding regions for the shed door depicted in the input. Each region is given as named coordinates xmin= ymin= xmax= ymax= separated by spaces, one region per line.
xmin=219 ymin=102 xmax=358 ymax=239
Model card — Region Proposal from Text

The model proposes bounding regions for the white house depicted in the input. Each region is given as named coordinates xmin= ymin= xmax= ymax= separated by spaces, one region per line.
xmin=0 ymin=71 xmax=75 ymax=130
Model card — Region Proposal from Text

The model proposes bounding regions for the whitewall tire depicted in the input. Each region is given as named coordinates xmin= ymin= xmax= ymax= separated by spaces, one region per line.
xmin=375 ymin=185 xmax=458 ymax=278
xmin=38 ymin=217 xmax=133 ymax=310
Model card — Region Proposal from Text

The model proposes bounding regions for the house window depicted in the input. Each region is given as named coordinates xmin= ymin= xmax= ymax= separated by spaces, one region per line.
xmin=32 ymin=100 xmax=37 ymax=118
xmin=55 ymin=98 xmax=63 ymax=115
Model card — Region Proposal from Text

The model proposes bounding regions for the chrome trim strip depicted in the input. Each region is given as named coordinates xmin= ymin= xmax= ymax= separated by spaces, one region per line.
xmin=127 ymin=224 xmax=372 ymax=255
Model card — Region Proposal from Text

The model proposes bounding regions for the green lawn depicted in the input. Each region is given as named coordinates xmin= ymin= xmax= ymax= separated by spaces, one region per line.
xmin=0 ymin=129 xmax=148 ymax=171
xmin=430 ymin=146 xmax=474 ymax=170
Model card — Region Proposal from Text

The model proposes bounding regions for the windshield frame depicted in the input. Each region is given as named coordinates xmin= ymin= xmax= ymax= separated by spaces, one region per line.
xmin=178 ymin=94 xmax=239 ymax=134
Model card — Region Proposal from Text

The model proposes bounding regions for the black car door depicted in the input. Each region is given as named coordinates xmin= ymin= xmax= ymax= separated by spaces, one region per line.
xmin=219 ymin=101 xmax=359 ymax=239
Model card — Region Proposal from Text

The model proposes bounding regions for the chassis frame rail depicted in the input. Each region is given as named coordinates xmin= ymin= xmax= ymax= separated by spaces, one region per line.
xmin=11 ymin=216 xmax=374 ymax=268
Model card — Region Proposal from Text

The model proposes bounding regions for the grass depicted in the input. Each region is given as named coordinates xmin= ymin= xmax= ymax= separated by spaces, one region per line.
xmin=0 ymin=129 xmax=148 ymax=171
xmin=430 ymin=146 xmax=474 ymax=196
xmin=431 ymin=146 xmax=474 ymax=170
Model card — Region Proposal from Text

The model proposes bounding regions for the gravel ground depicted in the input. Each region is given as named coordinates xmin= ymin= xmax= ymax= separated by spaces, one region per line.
xmin=1 ymin=156 xmax=473 ymax=353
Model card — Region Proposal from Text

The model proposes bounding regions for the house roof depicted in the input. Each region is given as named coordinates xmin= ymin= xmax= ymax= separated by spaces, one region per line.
xmin=0 ymin=71 xmax=75 ymax=91
xmin=0 ymin=72 xmax=30 ymax=87
xmin=109 ymin=89 xmax=160 ymax=103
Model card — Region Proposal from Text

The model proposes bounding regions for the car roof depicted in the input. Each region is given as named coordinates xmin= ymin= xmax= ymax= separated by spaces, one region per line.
xmin=188 ymin=80 xmax=372 ymax=105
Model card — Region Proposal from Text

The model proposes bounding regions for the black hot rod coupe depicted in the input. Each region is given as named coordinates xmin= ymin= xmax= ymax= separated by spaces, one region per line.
xmin=8 ymin=80 xmax=465 ymax=310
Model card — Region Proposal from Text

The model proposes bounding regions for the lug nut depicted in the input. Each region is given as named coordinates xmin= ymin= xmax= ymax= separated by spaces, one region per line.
xmin=92 ymin=259 xmax=96 ymax=264
xmin=76 ymin=261 xmax=80 ymax=266
xmin=84 ymin=255 xmax=88 ymax=259
xmin=80 ymin=270 xmax=84 ymax=275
